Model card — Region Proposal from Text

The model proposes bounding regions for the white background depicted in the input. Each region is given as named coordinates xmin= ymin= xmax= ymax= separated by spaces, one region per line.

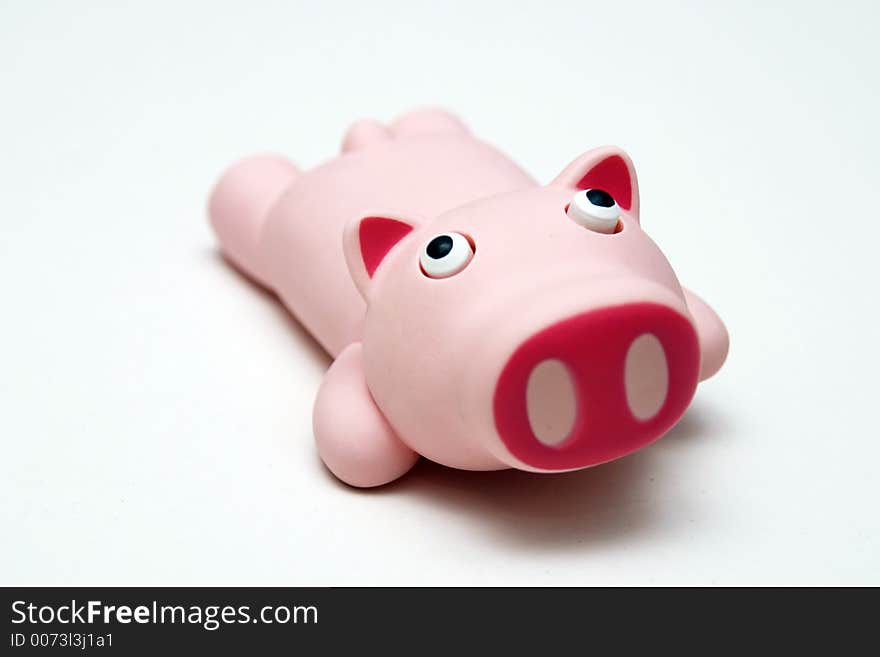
xmin=2 ymin=0 xmax=878 ymax=585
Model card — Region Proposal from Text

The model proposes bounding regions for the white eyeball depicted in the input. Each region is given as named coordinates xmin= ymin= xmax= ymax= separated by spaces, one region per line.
xmin=419 ymin=232 xmax=474 ymax=278
xmin=567 ymin=188 xmax=621 ymax=233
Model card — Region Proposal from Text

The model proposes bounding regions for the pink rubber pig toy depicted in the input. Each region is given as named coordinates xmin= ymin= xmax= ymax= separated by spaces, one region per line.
xmin=209 ymin=108 xmax=728 ymax=487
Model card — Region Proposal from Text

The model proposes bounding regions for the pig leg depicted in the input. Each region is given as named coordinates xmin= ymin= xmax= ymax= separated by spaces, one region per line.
xmin=313 ymin=343 xmax=419 ymax=487
xmin=390 ymin=107 xmax=469 ymax=138
xmin=341 ymin=118 xmax=392 ymax=152
xmin=683 ymin=288 xmax=729 ymax=381
xmin=342 ymin=108 xmax=468 ymax=151
xmin=208 ymin=154 xmax=300 ymax=288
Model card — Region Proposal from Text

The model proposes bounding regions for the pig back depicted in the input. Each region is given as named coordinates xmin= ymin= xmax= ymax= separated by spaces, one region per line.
xmin=260 ymin=135 xmax=535 ymax=356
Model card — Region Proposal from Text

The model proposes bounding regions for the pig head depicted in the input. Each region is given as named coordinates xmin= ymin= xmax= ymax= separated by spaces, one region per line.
xmin=313 ymin=146 xmax=728 ymax=486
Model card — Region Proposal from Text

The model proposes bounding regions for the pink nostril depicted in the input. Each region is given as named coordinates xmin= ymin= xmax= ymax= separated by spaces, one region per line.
xmin=624 ymin=334 xmax=669 ymax=421
xmin=526 ymin=359 xmax=577 ymax=446
xmin=493 ymin=303 xmax=700 ymax=471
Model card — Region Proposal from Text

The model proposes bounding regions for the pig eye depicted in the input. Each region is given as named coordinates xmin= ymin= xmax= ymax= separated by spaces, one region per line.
xmin=419 ymin=232 xmax=474 ymax=278
xmin=567 ymin=188 xmax=621 ymax=233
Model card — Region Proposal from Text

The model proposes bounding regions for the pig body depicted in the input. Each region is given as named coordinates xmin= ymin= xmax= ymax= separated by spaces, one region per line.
xmin=209 ymin=108 xmax=728 ymax=487
xmin=210 ymin=110 xmax=534 ymax=357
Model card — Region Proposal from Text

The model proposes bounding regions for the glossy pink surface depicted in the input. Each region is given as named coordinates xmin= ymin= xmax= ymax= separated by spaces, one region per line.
xmin=209 ymin=108 xmax=729 ymax=487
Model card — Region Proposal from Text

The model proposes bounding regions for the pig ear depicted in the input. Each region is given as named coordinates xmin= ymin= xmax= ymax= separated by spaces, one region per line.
xmin=551 ymin=146 xmax=640 ymax=221
xmin=343 ymin=214 xmax=417 ymax=298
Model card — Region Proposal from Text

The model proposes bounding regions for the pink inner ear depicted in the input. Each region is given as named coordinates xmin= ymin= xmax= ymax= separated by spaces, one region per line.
xmin=576 ymin=155 xmax=632 ymax=211
xmin=359 ymin=216 xmax=413 ymax=277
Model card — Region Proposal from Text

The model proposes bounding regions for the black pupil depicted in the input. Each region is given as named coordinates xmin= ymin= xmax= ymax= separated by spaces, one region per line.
xmin=586 ymin=189 xmax=615 ymax=207
xmin=426 ymin=235 xmax=454 ymax=259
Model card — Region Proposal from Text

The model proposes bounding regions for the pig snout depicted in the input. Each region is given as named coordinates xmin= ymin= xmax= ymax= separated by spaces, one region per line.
xmin=491 ymin=300 xmax=700 ymax=471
